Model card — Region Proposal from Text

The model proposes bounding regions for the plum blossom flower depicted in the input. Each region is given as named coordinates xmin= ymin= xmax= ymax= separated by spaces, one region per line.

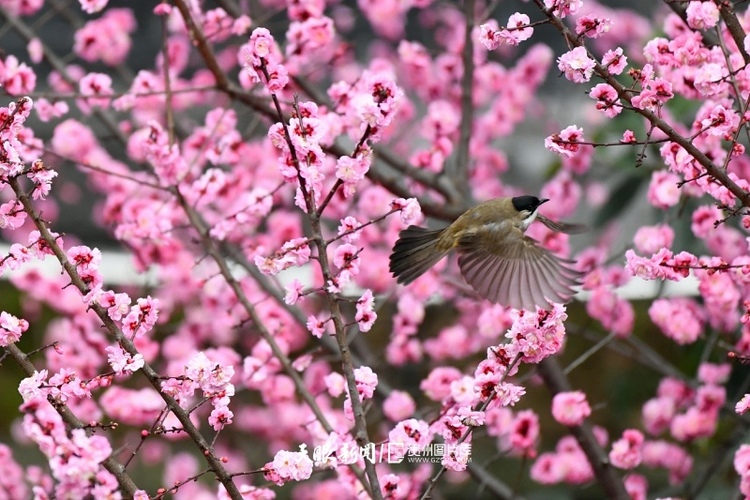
xmin=79 ymin=0 xmax=108 ymax=14
xmin=0 ymin=311 xmax=29 ymax=346
xmin=355 ymin=289 xmax=377 ymax=332
xmin=552 ymin=391 xmax=592 ymax=426
xmin=269 ymin=448 xmax=313 ymax=484
xmin=647 ymin=171 xmax=681 ymax=209
xmin=0 ymin=55 xmax=37 ymax=95
xmin=544 ymin=0 xmax=582 ymax=18
xmin=500 ymin=13 xmax=534 ymax=46
xmin=479 ymin=15 xmax=533 ymax=49
xmin=510 ymin=410 xmax=540 ymax=453
xmin=634 ymin=225 xmax=675 ymax=254
xmin=557 ymin=47 xmax=595 ymax=83
xmin=686 ymin=1 xmax=720 ymax=29
xmin=391 ymin=197 xmax=422 ymax=225
xmin=575 ymin=15 xmax=612 ymax=39
xmin=602 ymin=48 xmax=627 ymax=75
xmin=699 ymin=104 xmax=739 ymax=137
xmin=284 ymin=279 xmax=305 ymax=305
xmin=106 ymin=344 xmax=144 ymax=374
xmin=354 ymin=366 xmax=378 ymax=400
xmin=589 ymin=83 xmax=622 ymax=118
xmin=388 ymin=419 xmax=432 ymax=460
xmin=610 ymin=429 xmax=644 ymax=469
xmin=737 ymin=394 xmax=750 ymax=415
xmin=649 ymin=298 xmax=704 ymax=345
xmin=383 ymin=391 xmax=416 ymax=421
xmin=545 ymin=125 xmax=585 ymax=158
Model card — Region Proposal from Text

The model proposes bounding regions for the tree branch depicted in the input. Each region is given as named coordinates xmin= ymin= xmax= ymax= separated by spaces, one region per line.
xmin=536 ymin=357 xmax=629 ymax=500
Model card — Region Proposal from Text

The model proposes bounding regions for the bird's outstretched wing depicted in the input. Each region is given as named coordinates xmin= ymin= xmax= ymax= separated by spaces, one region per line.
xmin=456 ymin=222 xmax=582 ymax=310
xmin=537 ymin=214 xmax=589 ymax=234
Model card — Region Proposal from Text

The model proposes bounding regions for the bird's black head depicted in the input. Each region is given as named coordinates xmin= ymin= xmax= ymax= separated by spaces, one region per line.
xmin=512 ymin=196 xmax=548 ymax=213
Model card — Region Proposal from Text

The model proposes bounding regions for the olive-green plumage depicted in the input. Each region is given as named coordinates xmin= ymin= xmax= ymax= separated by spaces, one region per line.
xmin=388 ymin=196 xmax=586 ymax=310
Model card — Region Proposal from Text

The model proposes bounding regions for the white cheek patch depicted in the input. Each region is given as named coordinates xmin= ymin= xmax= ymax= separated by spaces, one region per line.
xmin=521 ymin=209 xmax=539 ymax=231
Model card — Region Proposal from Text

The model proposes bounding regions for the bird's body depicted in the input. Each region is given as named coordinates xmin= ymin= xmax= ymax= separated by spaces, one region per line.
xmin=389 ymin=196 xmax=585 ymax=311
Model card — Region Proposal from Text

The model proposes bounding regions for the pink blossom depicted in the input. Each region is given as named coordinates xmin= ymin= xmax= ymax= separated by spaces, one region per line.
xmin=642 ymin=396 xmax=676 ymax=435
xmin=355 ymin=290 xmax=377 ymax=332
xmin=545 ymin=125 xmax=585 ymax=158
xmin=73 ymin=9 xmax=135 ymax=66
xmin=694 ymin=63 xmax=728 ymax=97
xmin=96 ymin=290 xmax=131 ymax=321
xmin=510 ymin=410 xmax=540 ymax=453
xmin=420 ymin=366 xmax=462 ymax=401
xmin=121 ymin=296 xmax=160 ymax=338
xmin=337 ymin=216 xmax=362 ymax=243
xmin=551 ymin=391 xmax=592 ymax=426
xmin=586 ymin=287 xmax=634 ymax=337
xmin=685 ymin=1 xmax=719 ymax=29
xmin=642 ymin=440 xmax=692 ymax=484
xmin=735 ymin=444 xmax=750 ymax=476
xmin=621 ymin=130 xmax=636 ymax=143
xmin=208 ymin=405 xmax=234 ymax=431
xmin=391 ymin=197 xmax=423 ymax=225
xmin=306 ymin=314 xmax=329 ymax=338
xmin=609 ymin=429 xmax=644 ymax=469
xmin=333 ymin=243 xmax=360 ymax=274
xmin=649 ymin=298 xmax=704 ymax=344
xmin=383 ymin=390 xmax=416 ymax=421
xmin=632 ymin=78 xmax=674 ymax=110
xmin=697 ymin=362 xmax=731 ymax=385
xmin=323 ymin=372 xmax=345 ymax=397
xmin=479 ymin=21 xmax=502 ymax=51
xmin=505 ymin=305 xmax=568 ymax=363
xmin=354 ymin=366 xmax=378 ymax=400
xmin=495 ymin=382 xmax=526 ymax=407
xmin=736 ymin=394 xmax=750 ymax=414
xmin=388 ymin=419 xmax=432 ymax=459
xmin=105 ymin=344 xmax=144 ymax=374
xmin=79 ymin=0 xmax=108 ymax=14
xmin=557 ymin=47 xmax=595 ymax=83
xmin=0 ymin=55 xmax=37 ymax=95
xmin=448 ymin=375 xmax=477 ymax=406
xmin=699 ymin=104 xmax=739 ymax=137
xmin=335 ymin=155 xmax=369 ymax=197
xmin=589 ymin=83 xmax=622 ymax=118
xmin=575 ymin=15 xmax=612 ymax=39
xmin=18 ymin=370 xmax=48 ymax=402
xmin=634 ymin=224 xmax=675 ymax=254
xmin=647 ymin=171 xmax=681 ymax=209
xmin=67 ymin=246 xmax=101 ymax=270
xmin=0 ymin=311 xmax=29 ymax=346
xmin=271 ymin=448 xmax=313 ymax=483
xmin=624 ymin=474 xmax=648 ymax=500
xmin=530 ymin=453 xmax=565 ymax=484
xmin=602 ymin=47 xmax=628 ymax=75
xmin=544 ymin=0 xmax=582 ymax=18
xmin=242 ymin=28 xmax=275 ymax=65
xmin=498 ymin=13 xmax=534 ymax=46
xmin=284 ymin=279 xmax=305 ymax=305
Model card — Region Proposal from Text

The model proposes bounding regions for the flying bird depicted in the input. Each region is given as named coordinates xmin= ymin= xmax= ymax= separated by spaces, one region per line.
xmin=389 ymin=196 xmax=585 ymax=311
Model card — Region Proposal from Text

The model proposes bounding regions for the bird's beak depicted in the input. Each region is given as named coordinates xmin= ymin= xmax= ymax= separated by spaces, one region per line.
xmin=539 ymin=198 xmax=550 ymax=205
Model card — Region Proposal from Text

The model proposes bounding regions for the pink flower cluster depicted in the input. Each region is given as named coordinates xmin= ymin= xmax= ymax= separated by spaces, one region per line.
xmin=6 ymin=0 xmax=750 ymax=497
xmin=239 ymin=28 xmax=289 ymax=93
xmin=479 ymin=14 xmax=533 ymax=50
xmin=264 ymin=447 xmax=314 ymax=486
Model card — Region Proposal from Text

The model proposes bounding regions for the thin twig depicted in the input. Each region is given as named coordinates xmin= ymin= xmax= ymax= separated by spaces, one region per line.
xmin=453 ymin=0 xmax=476 ymax=198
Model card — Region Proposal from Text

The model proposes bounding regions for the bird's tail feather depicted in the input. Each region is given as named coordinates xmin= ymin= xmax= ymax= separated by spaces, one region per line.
xmin=389 ymin=226 xmax=447 ymax=285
